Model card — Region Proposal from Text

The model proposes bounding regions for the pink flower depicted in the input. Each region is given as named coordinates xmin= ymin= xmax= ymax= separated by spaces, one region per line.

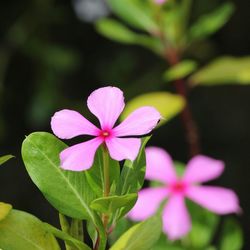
xmin=128 ymin=147 xmax=241 ymax=240
xmin=154 ymin=0 xmax=167 ymax=5
xmin=51 ymin=87 xmax=161 ymax=171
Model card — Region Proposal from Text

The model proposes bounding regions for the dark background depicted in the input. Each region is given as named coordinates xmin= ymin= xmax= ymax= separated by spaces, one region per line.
xmin=0 ymin=0 xmax=249 ymax=249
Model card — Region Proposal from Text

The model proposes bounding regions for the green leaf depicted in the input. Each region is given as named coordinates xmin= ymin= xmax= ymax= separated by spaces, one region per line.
xmin=109 ymin=218 xmax=133 ymax=245
xmin=219 ymin=218 xmax=243 ymax=250
xmin=190 ymin=56 xmax=250 ymax=85
xmin=0 ymin=210 xmax=60 ymax=250
xmin=22 ymin=132 xmax=107 ymax=249
xmin=163 ymin=60 xmax=198 ymax=82
xmin=107 ymin=0 xmax=158 ymax=32
xmin=189 ymin=2 xmax=234 ymax=41
xmin=22 ymin=132 xmax=96 ymax=220
xmin=96 ymin=18 xmax=163 ymax=54
xmin=187 ymin=201 xmax=219 ymax=248
xmin=0 ymin=154 xmax=14 ymax=165
xmin=118 ymin=137 xmax=149 ymax=195
xmin=43 ymin=223 xmax=91 ymax=250
xmin=96 ymin=18 xmax=139 ymax=44
xmin=110 ymin=215 xmax=162 ymax=250
xmin=121 ymin=92 xmax=185 ymax=126
xmin=0 ymin=202 xmax=12 ymax=221
xmin=90 ymin=193 xmax=137 ymax=216
xmin=85 ymin=148 xmax=120 ymax=198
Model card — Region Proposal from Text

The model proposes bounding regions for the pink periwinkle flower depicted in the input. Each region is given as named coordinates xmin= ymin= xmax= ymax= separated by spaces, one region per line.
xmin=128 ymin=147 xmax=241 ymax=240
xmin=51 ymin=87 xmax=161 ymax=171
xmin=154 ymin=0 xmax=167 ymax=5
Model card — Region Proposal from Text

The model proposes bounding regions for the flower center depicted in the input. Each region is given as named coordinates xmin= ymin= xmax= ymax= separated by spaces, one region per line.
xmin=170 ymin=180 xmax=186 ymax=194
xmin=102 ymin=131 xmax=109 ymax=137
xmin=99 ymin=129 xmax=112 ymax=140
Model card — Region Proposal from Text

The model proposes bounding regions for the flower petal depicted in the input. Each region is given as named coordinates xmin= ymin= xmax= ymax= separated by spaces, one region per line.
xmin=87 ymin=86 xmax=125 ymax=129
xmin=128 ymin=187 xmax=168 ymax=221
xmin=183 ymin=155 xmax=225 ymax=184
xmin=163 ymin=195 xmax=191 ymax=240
xmin=113 ymin=107 xmax=161 ymax=137
xmin=145 ymin=147 xmax=177 ymax=184
xmin=51 ymin=109 xmax=100 ymax=139
xmin=186 ymin=186 xmax=241 ymax=214
xmin=106 ymin=137 xmax=141 ymax=161
xmin=60 ymin=138 xmax=102 ymax=171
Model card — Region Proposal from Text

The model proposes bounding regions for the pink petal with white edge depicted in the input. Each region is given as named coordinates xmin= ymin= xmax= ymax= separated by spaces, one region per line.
xmin=163 ymin=194 xmax=191 ymax=240
xmin=113 ymin=107 xmax=161 ymax=137
xmin=128 ymin=187 xmax=168 ymax=221
xmin=106 ymin=137 xmax=141 ymax=161
xmin=87 ymin=86 xmax=125 ymax=129
xmin=183 ymin=155 xmax=225 ymax=184
xmin=51 ymin=109 xmax=100 ymax=139
xmin=145 ymin=147 xmax=177 ymax=184
xmin=186 ymin=186 xmax=241 ymax=214
xmin=60 ymin=138 xmax=102 ymax=171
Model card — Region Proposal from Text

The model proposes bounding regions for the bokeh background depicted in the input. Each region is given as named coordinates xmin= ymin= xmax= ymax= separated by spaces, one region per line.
xmin=0 ymin=0 xmax=250 ymax=248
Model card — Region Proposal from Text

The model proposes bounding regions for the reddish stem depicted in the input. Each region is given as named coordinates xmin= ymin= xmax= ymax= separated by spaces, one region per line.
xmin=165 ymin=49 xmax=201 ymax=157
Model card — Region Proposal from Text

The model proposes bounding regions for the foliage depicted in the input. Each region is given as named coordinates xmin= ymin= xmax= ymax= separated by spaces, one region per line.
xmin=0 ymin=209 xmax=60 ymax=250
xmin=190 ymin=57 xmax=250 ymax=85
xmin=0 ymin=0 xmax=247 ymax=249
xmin=110 ymin=215 xmax=162 ymax=250
xmin=121 ymin=92 xmax=185 ymax=126
xmin=0 ymin=155 xmax=14 ymax=166
xmin=20 ymin=131 xmax=151 ymax=249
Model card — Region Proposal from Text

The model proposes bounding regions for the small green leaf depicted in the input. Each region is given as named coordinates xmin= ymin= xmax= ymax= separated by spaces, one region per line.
xmin=107 ymin=0 xmax=158 ymax=32
xmin=43 ymin=223 xmax=91 ymax=250
xmin=219 ymin=218 xmax=243 ymax=250
xmin=189 ymin=2 xmax=234 ymax=41
xmin=163 ymin=60 xmax=198 ymax=82
xmin=85 ymin=148 xmax=120 ymax=198
xmin=118 ymin=137 xmax=149 ymax=195
xmin=190 ymin=56 xmax=250 ymax=85
xmin=90 ymin=193 xmax=137 ymax=217
xmin=0 ymin=155 xmax=14 ymax=165
xmin=96 ymin=18 xmax=163 ymax=54
xmin=96 ymin=18 xmax=138 ymax=44
xmin=0 ymin=210 xmax=60 ymax=250
xmin=121 ymin=92 xmax=185 ymax=126
xmin=110 ymin=215 xmax=162 ymax=250
xmin=0 ymin=202 xmax=12 ymax=221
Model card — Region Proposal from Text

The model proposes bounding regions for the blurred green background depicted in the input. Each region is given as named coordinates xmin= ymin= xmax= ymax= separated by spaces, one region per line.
xmin=0 ymin=0 xmax=250 ymax=249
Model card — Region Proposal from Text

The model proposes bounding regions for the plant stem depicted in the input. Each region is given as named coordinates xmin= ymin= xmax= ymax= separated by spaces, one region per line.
xmin=102 ymin=145 xmax=110 ymax=197
xmin=102 ymin=145 xmax=110 ymax=231
xmin=152 ymin=0 xmax=200 ymax=157
xmin=70 ymin=219 xmax=84 ymax=242
xmin=59 ymin=213 xmax=71 ymax=250
xmin=165 ymin=49 xmax=201 ymax=157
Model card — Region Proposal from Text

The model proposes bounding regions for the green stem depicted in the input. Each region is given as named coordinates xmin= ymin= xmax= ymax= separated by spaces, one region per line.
xmin=93 ymin=146 xmax=110 ymax=249
xmin=70 ymin=219 xmax=84 ymax=242
xmin=59 ymin=213 xmax=71 ymax=250
xmin=102 ymin=145 xmax=110 ymax=197
xmin=102 ymin=145 xmax=110 ymax=233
